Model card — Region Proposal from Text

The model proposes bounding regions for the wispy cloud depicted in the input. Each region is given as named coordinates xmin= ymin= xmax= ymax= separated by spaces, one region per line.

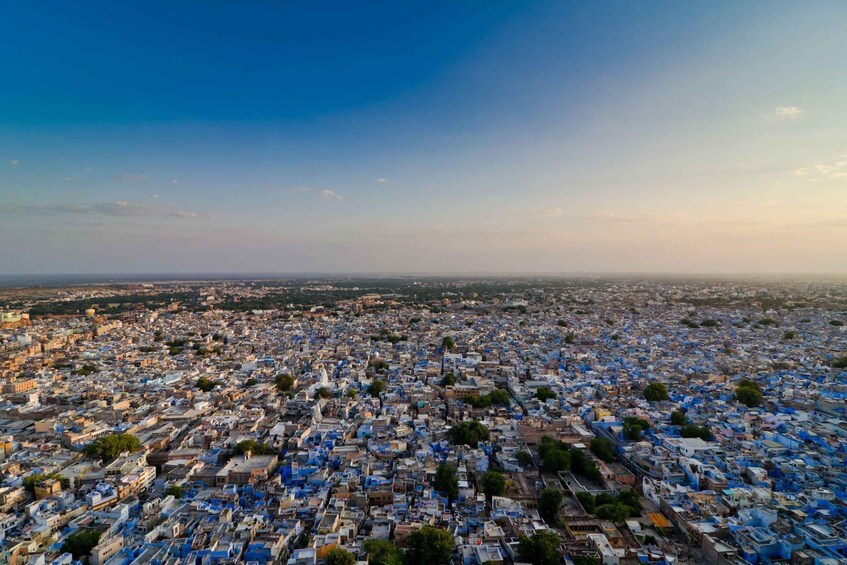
xmin=9 ymin=160 xmax=19 ymax=166
xmin=540 ymin=207 xmax=566 ymax=218
xmin=321 ymin=189 xmax=343 ymax=200
xmin=776 ymin=106 xmax=802 ymax=118
xmin=377 ymin=178 xmax=388 ymax=184
xmin=291 ymin=186 xmax=311 ymax=193
xmin=0 ymin=201 xmax=212 ymax=220
xmin=586 ymin=210 xmax=691 ymax=225
xmin=115 ymin=173 xmax=149 ymax=182
xmin=791 ymin=155 xmax=847 ymax=180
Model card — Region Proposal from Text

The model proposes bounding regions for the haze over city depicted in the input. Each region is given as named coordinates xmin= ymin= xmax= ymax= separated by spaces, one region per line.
xmin=2 ymin=1 xmax=846 ymax=275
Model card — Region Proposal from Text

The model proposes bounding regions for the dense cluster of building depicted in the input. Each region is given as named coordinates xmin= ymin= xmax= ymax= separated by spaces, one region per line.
xmin=0 ymin=278 xmax=845 ymax=565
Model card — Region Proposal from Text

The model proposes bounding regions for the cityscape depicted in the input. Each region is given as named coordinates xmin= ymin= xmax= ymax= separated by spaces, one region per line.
xmin=2 ymin=1 xmax=847 ymax=564
xmin=0 ymin=277 xmax=845 ymax=564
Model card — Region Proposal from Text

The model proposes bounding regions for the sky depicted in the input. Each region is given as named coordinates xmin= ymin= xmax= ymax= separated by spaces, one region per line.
xmin=2 ymin=1 xmax=846 ymax=275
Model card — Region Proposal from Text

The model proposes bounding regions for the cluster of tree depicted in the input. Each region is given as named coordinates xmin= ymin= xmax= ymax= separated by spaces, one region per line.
xmin=369 ymin=329 xmax=409 ymax=344
xmin=681 ymin=423 xmax=714 ymax=440
xmin=275 ymin=373 xmax=294 ymax=392
xmin=670 ymin=409 xmax=687 ymax=426
xmin=516 ymin=450 xmax=533 ymax=467
xmin=534 ymin=386 xmax=557 ymax=401
xmin=441 ymin=336 xmax=455 ymax=350
xmin=406 ymin=526 xmax=455 ymax=565
xmin=326 ymin=548 xmax=356 ymax=565
xmin=368 ymin=379 xmax=386 ymax=397
xmin=642 ymin=382 xmax=669 ymax=401
xmin=517 ymin=530 xmax=561 ymax=565
xmin=831 ymin=356 xmax=847 ymax=369
xmin=670 ymin=408 xmax=714 ymax=439
xmin=538 ymin=488 xmax=564 ymax=524
xmin=164 ymin=485 xmax=183 ymax=498
xmin=576 ymin=489 xmax=642 ymax=523
xmin=233 ymin=440 xmax=275 ymax=456
xmin=736 ymin=379 xmax=763 ymax=407
xmin=538 ymin=436 xmax=600 ymax=481
xmin=463 ymin=388 xmax=510 ymax=409
xmin=363 ymin=539 xmax=403 ymax=565
xmin=433 ymin=463 xmax=459 ymax=505
xmin=29 ymin=291 xmax=197 ymax=316
xmin=196 ymin=376 xmax=222 ymax=392
xmin=61 ymin=529 xmax=103 ymax=559
xmin=315 ymin=387 xmax=332 ymax=399
xmin=447 ymin=420 xmax=490 ymax=446
xmin=622 ymin=417 xmax=651 ymax=441
xmin=370 ymin=359 xmax=390 ymax=372
xmin=84 ymin=433 xmax=141 ymax=463
xmin=439 ymin=372 xmax=457 ymax=387
xmin=72 ymin=363 xmax=99 ymax=376
xmin=589 ymin=437 xmax=615 ymax=462
xmin=481 ymin=470 xmax=506 ymax=499
xmin=22 ymin=472 xmax=61 ymax=493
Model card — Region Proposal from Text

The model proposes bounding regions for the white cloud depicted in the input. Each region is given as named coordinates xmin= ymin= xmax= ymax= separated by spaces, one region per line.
xmin=377 ymin=178 xmax=388 ymax=184
xmin=116 ymin=173 xmax=149 ymax=182
xmin=0 ymin=201 xmax=211 ymax=220
xmin=172 ymin=179 xmax=179 ymax=184
xmin=292 ymin=186 xmax=311 ymax=193
xmin=540 ymin=207 xmax=566 ymax=218
xmin=9 ymin=160 xmax=19 ymax=166
xmin=587 ymin=210 xmax=691 ymax=225
xmin=791 ymin=155 xmax=847 ymax=180
xmin=776 ymin=106 xmax=802 ymax=118
xmin=64 ymin=177 xmax=71 ymax=182
xmin=322 ymin=189 xmax=343 ymax=200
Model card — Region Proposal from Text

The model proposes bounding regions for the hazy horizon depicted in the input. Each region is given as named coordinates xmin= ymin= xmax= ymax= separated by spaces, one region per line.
xmin=2 ymin=1 xmax=846 ymax=275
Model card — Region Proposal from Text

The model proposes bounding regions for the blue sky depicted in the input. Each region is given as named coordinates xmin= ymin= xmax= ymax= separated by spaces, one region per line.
xmin=2 ymin=1 xmax=846 ymax=274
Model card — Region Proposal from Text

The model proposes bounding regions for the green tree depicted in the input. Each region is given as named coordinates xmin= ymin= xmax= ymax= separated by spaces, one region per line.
xmin=538 ymin=436 xmax=571 ymax=473
xmin=576 ymin=492 xmax=596 ymax=514
xmin=439 ymin=372 xmax=457 ymax=387
xmin=441 ymin=336 xmax=456 ymax=351
xmin=84 ymin=433 xmax=141 ymax=463
xmin=164 ymin=485 xmax=183 ymax=499
xmin=538 ymin=488 xmax=564 ymax=524
xmin=275 ymin=373 xmax=294 ymax=392
xmin=433 ymin=463 xmax=459 ymax=505
xmin=535 ymin=386 xmax=557 ymax=401
xmin=61 ymin=530 xmax=102 ymax=559
xmin=681 ymin=423 xmax=714 ymax=441
xmin=736 ymin=379 xmax=763 ymax=408
xmin=589 ymin=437 xmax=615 ymax=462
xmin=368 ymin=379 xmax=386 ymax=397
xmin=595 ymin=502 xmax=632 ymax=523
xmin=572 ymin=557 xmax=600 ymax=565
xmin=670 ymin=409 xmax=687 ymax=426
xmin=406 ymin=526 xmax=454 ymax=565
xmin=516 ymin=450 xmax=533 ymax=467
xmin=346 ymin=388 xmax=358 ymax=399
xmin=22 ymin=472 xmax=61 ymax=494
xmin=481 ymin=470 xmax=506 ymax=499
xmin=833 ymin=356 xmax=847 ymax=369
xmin=643 ymin=382 xmax=669 ymax=401
xmin=517 ymin=531 xmax=561 ymax=565
xmin=364 ymin=540 xmax=403 ymax=565
xmin=447 ymin=420 xmax=490 ymax=446
xmin=233 ymin=440 xmax=275 ymax=456
xmin=196 ymin=376 xmax=217 ymax=392
xmin=488 ymin=388 xmax=511 ymax=405
xmin=325 ymin=548 xmax=356 ymax=565
xmin=315 ymin=387 xmax=332 ymax=399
